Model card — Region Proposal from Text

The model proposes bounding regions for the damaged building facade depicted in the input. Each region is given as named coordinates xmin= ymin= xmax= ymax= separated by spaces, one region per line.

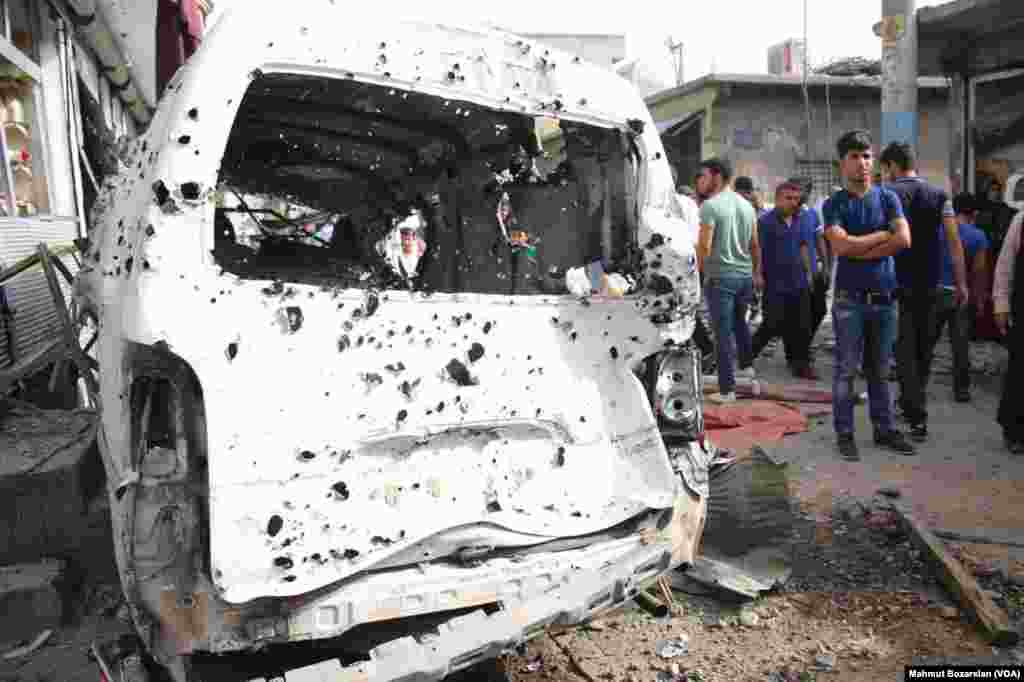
xmin=74 ymin=7 xmax=710 ymax=681
xmin=646 ymin=72 xmax=951 ymax=206
xmin=917 ymin=0 xmax=1024 ymax=336
xmin=0 ymin=0 xmax=210 ymax=387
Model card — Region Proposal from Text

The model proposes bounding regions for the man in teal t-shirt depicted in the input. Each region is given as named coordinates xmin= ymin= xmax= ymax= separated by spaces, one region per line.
xmin=697 ymin=157 xmax=763 ymax=403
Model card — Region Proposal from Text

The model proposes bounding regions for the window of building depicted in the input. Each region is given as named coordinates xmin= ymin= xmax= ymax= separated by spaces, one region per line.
xmin=0 ymin=52 xmax=50 ymax=216
xmin=796 ymin=159 xmax=839 ymax=204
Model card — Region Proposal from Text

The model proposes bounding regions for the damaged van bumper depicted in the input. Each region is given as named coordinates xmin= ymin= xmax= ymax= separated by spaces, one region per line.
xmin=247 ymin=478 xmax=706 ymax=681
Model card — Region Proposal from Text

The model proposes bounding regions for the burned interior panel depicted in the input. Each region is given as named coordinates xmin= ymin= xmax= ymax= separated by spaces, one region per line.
xmin=214 ymin=73 xmax=639 ymax=296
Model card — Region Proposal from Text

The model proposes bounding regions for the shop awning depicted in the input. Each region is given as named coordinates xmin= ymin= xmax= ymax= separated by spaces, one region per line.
xmin=918 ymin=0 xmax=1024 ymax=77
xmin=656 ymin=111 xmax=703 ymax=137
xmin=61 ymin=0 xmax=154 ymax=125
xmin=59 ymin=0 xmax=212 ymax=128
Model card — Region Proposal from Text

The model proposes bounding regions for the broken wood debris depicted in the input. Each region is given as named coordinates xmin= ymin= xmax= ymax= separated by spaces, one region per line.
xmin=634 ymin=586 xmax=670 ymax=619
xmin=672 ymin=555 xmax=776 ymax=601
xmin=892 ymin=503 xmax=1020 ymax=646
xmin=2 ymin=629 xmax=53 ymax=660
xmin=931 ymin=528 xmax=1024 ymax=550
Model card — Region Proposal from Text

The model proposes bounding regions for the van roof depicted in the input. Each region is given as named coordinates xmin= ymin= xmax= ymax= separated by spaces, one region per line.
xmin=198 ymin=5 xmax=649 ymax=128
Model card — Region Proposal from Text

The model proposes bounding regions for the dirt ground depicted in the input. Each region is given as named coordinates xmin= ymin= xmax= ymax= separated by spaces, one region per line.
xmin=500 ymin=591 xmax=1002 ymax=682
xmin=498 ymin=324 xmax=1024 ymax=681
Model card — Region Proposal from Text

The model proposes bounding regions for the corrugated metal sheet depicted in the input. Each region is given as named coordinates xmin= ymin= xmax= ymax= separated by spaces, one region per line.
xmin=0 ymin=218 xmax=79 ymax=371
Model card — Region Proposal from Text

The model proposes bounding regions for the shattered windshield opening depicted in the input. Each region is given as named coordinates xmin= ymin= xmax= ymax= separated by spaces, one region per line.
xmin=215 ymin=73 xmax=639 ymax=295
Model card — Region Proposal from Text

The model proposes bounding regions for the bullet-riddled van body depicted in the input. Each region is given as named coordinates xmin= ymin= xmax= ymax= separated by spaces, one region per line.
xmin=76 ymin=6 xmax=709 ymax=680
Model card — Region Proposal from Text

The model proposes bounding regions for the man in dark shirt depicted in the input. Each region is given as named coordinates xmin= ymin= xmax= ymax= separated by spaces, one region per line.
xmin=932 ymin=193 xmax=991 ymax=403
xmin=823 ymin=130 xmax=915 ymax=462
xmin=881 ymin=143 xmax=968 ymax=442
xmin=745 ymin=181 xmax=816 ymax=379
xmin=789 ymin=176 xmax=831 ymax=370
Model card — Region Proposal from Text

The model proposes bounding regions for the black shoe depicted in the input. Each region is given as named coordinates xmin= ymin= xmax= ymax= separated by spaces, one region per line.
xmin=955 ymin=391 xmax=971 ymax=403
xmin=701 ymin=353 xmax=717 ymax=374
xmin=837 ymin=434 xmax=860 ymax=461
xmin=875 ymin=429 xmax=916 ymax=455
xmin=908 ymin=422 xmax=928 ymax=442
xmin=1007 ymin=438 xmax=1024 ymax=456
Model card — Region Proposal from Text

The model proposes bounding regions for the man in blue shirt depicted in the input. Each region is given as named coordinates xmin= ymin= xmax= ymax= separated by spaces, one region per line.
xmin=881 ymin=142 xmax=969 ymax=442
xmin=789 ymin=176 xmax=832 ymax=371
xmin=745 ymin=181 xmax=816 ymax=379
xmin=932 ymin=193 xmax=992 ymax=403
xmin=823 ymin=130 xmax=915 ymax=461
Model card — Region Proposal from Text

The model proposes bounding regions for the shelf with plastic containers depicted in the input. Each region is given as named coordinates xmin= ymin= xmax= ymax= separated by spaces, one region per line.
xmin=0 ymin=5 xmax=48 ymax=218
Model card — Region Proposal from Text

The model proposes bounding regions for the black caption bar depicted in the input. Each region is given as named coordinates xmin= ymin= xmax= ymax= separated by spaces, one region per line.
xmin=905 ymin=666 xmax=1023 ymax=680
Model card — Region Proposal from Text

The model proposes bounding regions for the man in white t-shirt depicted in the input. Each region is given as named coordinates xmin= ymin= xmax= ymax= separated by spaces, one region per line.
xmin=673 ymin=182 xmax=717 ymax=369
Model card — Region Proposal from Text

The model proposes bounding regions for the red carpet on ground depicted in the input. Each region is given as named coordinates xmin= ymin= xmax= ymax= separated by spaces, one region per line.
xmin=704 ymin=400 xmax=811 ymax=453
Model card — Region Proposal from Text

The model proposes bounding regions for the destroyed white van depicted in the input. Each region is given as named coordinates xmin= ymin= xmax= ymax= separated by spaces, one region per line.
xmin=75 ymin=6 xmax=709 ymax=680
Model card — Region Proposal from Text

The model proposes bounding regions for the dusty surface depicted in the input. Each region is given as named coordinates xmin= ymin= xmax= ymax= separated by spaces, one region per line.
xmin=501 ymin=591 xmax=1002 ymax=682
xmin=0 ymin=402 xmax=96 ymax=476
xmin=500 ymin=315 xmax=1024 ymax=681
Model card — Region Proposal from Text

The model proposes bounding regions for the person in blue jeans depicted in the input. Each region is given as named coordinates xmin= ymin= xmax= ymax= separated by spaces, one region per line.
xmin=822 ymin=130 xmax=916 ymax=461
xmin=932 ymin=193 xmax=992 ymax=403
xmin=696 ymin=158 xmax=763 ymax=403
xmin=747 ymin=181 xmax=816 ymax=379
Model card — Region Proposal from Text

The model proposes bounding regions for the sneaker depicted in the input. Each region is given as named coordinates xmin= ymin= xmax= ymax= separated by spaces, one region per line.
xmin=736 ymin=366 xmax=757 ymax=380
xmin=908 ymin=422 xmax=928 ymax=442
xmin=874 ymin=429 xmax=916 ymax=455
xmin=708 ymin=392 xmax=737 ymax=404
xmin=837 ymin=434 xmax=860 ymax=461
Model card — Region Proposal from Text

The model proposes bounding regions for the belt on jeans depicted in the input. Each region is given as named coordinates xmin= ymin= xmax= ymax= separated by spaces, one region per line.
xmin=836 ymin=289 xmax=894 ymax=305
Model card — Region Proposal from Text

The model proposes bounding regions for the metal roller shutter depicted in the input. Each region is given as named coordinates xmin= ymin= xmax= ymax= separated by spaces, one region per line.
xmin=0 ymin=217 xmax=79 ymax=370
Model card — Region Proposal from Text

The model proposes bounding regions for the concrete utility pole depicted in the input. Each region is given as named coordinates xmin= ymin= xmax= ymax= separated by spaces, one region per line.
xmin=877 ymin=0 xmax=919 ymax=150
xmin=666 ymin=36 xmax=684 ymax=87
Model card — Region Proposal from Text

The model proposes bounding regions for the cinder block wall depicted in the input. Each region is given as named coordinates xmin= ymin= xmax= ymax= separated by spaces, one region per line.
xmin=700 ymin=82 xmax=951 ymax=201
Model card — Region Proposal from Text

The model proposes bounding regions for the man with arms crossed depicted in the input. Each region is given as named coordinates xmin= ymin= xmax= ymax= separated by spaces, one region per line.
xmin=823 ymin=130 xmax=915 ymax=461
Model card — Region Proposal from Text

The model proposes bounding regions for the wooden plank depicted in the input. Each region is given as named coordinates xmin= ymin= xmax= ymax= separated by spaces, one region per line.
xmin=0 ymin=244 xmax=77 ymax=286
xmin=0 ymin=338 xmax=64 ymax=394
xmin=701 ymin=378 xmax=833 ymax=404
xmin=893 ymin=504 xmax=1020 ymax=647
xmin=933 ymin=528 xmax=1024 ymax=550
